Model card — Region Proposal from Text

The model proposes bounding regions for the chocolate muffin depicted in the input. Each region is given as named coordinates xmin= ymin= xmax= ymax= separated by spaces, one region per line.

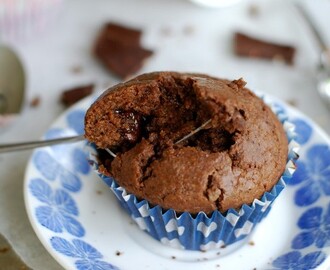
xmin=85 ymin=72 xmax=288 ymax=215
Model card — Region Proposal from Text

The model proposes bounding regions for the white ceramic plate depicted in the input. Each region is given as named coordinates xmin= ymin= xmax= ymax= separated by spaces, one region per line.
xmin=24 ymin=95 xmax=330 ymax=270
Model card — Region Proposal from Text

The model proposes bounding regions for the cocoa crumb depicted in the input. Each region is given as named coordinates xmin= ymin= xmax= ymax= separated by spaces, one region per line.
xmin=160 ymin=26 xmax=172 ymax=37
xmin=96 ymin=190 xmax=102 ymax=195
xmin=249 ymin=241 xmax=255 ymax=246
xmin=29 ymin=96 xmax=41 ymax=108
xmin=216 ymin=251 xmax=221 ymax=255
xmin=183 ymin=25 xmax=195 ymax=36
xmin=248 ymin=4 xmax=260 ymax=17
xmin=286 ymin=99 xmax=298 ymax=107
xmin=0 ymin=246 xmax=9 ymax=253
xmin=216 ymin=265 xmax=220 ymax=268
xmin=116 ymin=251 xmax=122 ymax=256
xmin=71 ymin=65 xmax=83 ymax=74
xmin=171 ymin=256 xmax=176 ymax=259
xmin=220 ymin=244 xmax=226 ymax=249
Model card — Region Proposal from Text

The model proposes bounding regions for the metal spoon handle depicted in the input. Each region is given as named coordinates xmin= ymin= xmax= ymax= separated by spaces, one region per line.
xmin=295 ymin=2 xmax=330 ymax=69
xmin=295 ymin=3 xmax=328 ymax=53
xmin=0 ymin=134 xmax=85 ymax=153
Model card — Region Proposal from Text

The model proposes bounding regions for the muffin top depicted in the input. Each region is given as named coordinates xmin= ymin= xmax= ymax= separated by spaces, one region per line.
xmin=85 ymin=72 xmax=288 ymax=214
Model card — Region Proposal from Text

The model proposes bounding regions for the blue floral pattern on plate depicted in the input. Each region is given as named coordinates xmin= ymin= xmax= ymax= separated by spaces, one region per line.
xmin=292 ymin=204 xmax=330 ymax=249
xmin=288 ymin=144 xmax=330 ymax=207
xmin=26 ymin=98 xmax=117 ymax=270
xmin=271 ymin=119 xmax=330 ymax=270
xmin=291 ymin=119 xmax=313 ymax=145
xmin=29 ymin=178 xmax=85 ymax=237
xmin=51 ymin=237 xmax=119 ymax=270
xmin=24 ymin=97 xmax=330 ymax=270
xmin=272 ymin=251 xmax=326 ymax=270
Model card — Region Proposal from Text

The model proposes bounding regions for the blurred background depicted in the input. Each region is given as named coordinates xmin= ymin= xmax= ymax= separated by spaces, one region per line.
xmin=0 ymin=0 xmax=329 ymax=137
xmin=0 ymin=0 xmax=329 ymax=269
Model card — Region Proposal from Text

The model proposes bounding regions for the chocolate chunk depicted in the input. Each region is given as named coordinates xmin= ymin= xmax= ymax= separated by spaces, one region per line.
xmin=94 ymin=22 xmax=154 ymax=79
xmin=115 ymin=109 xmax=143 ymax=145
xmin=60 ymin=84 xmax=94 ymax=107
xmin=234 ymin=32 xmax=295 ymax=64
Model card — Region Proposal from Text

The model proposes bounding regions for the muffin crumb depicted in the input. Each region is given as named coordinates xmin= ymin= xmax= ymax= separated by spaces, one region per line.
xmin=160 ymin=26 xmax=172 ymax=37
xmin=115 ymin=251 xmax=122 ymax=256
xmin=183 ymin=25 xmax=195 ymax=36
xmin=70 ymin=65 xmax=83 ymax=74
xmin=29 ymin=96 xmax=41 ymax=108
xmin=286 ymin=99 xmax=298 ymax=107
xmin=0 ymin=246 xmax=9 ymax=253
xmin=248 ymin=4 xmax=260 ymax=17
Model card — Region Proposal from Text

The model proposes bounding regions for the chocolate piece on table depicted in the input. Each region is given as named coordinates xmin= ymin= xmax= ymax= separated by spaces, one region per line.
xmin=60 ymin=84 xmax=94 ymax=107
xmin=94 ymin=22 xmax=154 ymax=79
xmin=234 ymin=32 xmax=295 ymax=64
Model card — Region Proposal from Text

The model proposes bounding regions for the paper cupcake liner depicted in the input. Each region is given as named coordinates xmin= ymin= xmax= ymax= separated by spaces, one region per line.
xmin=87 ymin=98 xmax=299 ymax=251
xmin=0 ymin=0 xmax=63 ymax=43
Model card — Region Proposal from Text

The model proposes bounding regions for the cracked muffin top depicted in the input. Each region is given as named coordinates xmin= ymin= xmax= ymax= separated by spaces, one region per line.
xmin=85 ymin=72 xmax=288 ymax=214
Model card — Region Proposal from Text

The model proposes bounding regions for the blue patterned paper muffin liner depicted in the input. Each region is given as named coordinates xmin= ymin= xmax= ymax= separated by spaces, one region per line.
xmin=87 ymin=100 xmax=299 ymax=251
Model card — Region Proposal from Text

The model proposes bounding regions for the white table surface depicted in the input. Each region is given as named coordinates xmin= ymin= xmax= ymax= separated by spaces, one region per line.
xmin=0 ymin=0 xmax=329 ymax=269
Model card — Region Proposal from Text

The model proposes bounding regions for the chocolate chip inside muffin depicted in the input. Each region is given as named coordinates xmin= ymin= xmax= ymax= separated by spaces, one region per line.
xmin=85 ymin=72 xmax=288 ymax=214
